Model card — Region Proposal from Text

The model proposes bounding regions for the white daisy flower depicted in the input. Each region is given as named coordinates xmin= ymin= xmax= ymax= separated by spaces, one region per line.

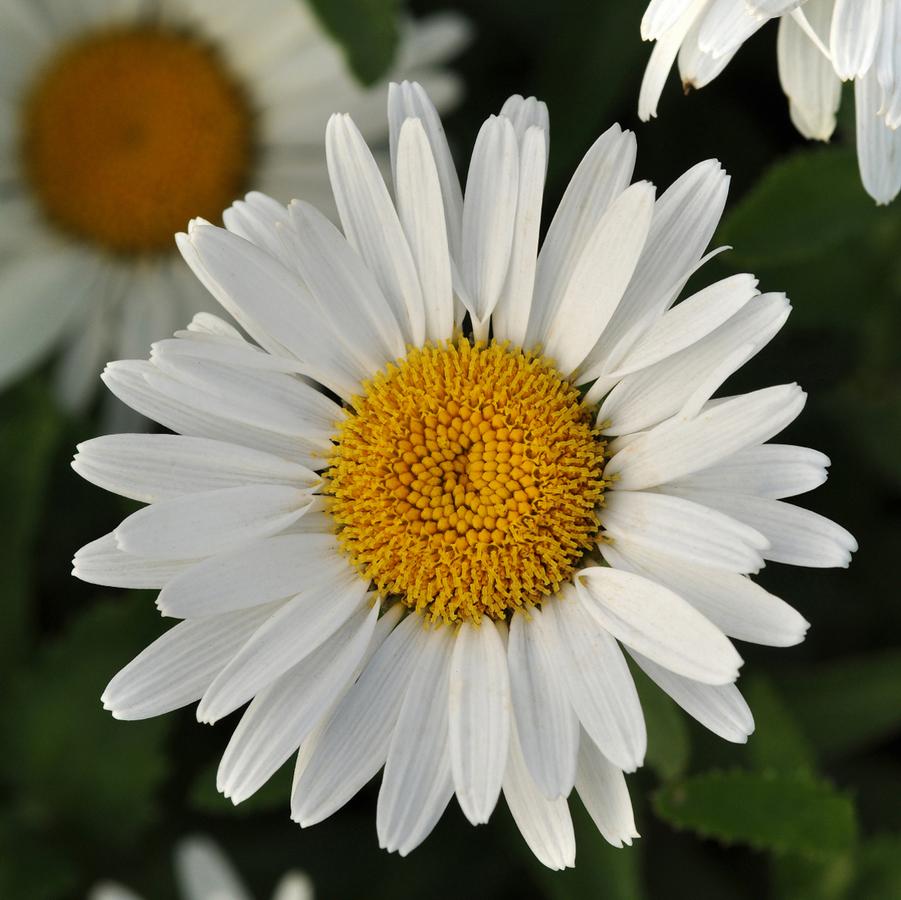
xmin=639 ymin=0 xmax=901 ymax=204
xmin=0 ymin=0 xmax=466 ymax=409
xmin=90 ymin=834 xmax=313 ymax=900
xmin=72 ymin=82 xmax=857 ymax=870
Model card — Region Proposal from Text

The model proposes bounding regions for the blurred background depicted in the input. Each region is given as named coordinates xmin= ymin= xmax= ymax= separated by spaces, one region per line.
xmin=1 ymin=0 xmax=899 ymax=897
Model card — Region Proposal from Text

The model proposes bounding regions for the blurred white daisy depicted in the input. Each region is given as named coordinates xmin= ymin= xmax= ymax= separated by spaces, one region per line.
xmin=639 ymin=0 xmax=901 ymax=204
xmin=0 ymin=0 xmax=466 ymax=409
xmin=73 ymin=82 xmax=856 ymax=869
xmin=90 ymin=834 xmax=313 ymax=900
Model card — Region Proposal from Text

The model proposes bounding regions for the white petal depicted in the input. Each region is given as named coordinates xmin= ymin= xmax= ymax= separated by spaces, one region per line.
xmin=327 ymin=113 xmax=425 ymax=345
xmin=575 ymin=730 xmax=639 ymax=847
xmin=544 ymin=587 xmax=646 ymax=772
xmin=580 ymin=160 xmax=731 ymax=383
xmin=503 ymin=716 xmax=575 ymax=871
xmin=667 ymin=443 xmax=830 ymax=498
xmin=459 ymin=115 xmax=519 ymax=334
xmin=665 ymin=490 xmax=858 ymax=567
xmin=598 ymin=292 xmax=791 ymax=435
xmin=606 ymin=384 xmax=808 ymax=490
xmin=377 ymin=624 xmax=455 ymax=855
xmin=528 ymin=125 xmax=637 ymax=348
xmin=73 ymin=435 xmax=317 ymax=504
xmin=642 ymin=0 xmax=699 ymax=39
xmin=395 ymin=118 xmax=454 ymax=343
xmin=271 ymin=873 xmax=314 ymax=900
xmin=599 ymin=489 xmax=769 ymax=574
xmin=217 ymin=601 xmax=379 ymax=804
xmin=101 ymin=603 xmax=280 ymax=720
xmin=541 ymin=182 xmax=656 ymax=376
xmin=174 ymin=836 xmax=252 ymax=900
xmin=639 ymin=0 xmax=708 ymax=120
xmin=389 ymin=81 xmax=464 ymax=260
xmin=507 ymin=610 xmax=579 ymax=798
xmin=73 ymin=532 xmax=193 ymax=590
xmin=449 ymin=619 xmax=511 ymax=824
xmin=491 ymin=126 xmax=547 ymax=347
xmin=292 ymin=612 xmax=422 ymax=827
xmin=777 ymin=3 xmax=841 ymax=140
xmin=576 ymin=566 xmax=743 ymax=685
xmin=697 ymin=0 xmax=766 ymax=58
xmin=629 ymin=650 xmax=754 ymax=743
xmin=601 ymin=539 xmax=810 ymax=647
xmin=158 ymin=532 xmax=340 ymax=619
xmin=499 ymin=94 xmax=550 ymax=143
xmin=610 ymin=273 xmax=759 ymax=377
xmin=114 ymin=485 xmax=312 ymax=560
xmin=196 ymin=565 xmax=367 ymax=723
xmin=830 ymin=0 xmax=881 ymax=80
xmin=855 ymin=68 xmax=901 ymax=204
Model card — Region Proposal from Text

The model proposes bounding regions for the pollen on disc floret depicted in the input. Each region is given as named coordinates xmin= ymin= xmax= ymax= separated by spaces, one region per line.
xmin=326 ymin=340 xmax=608 ymax=625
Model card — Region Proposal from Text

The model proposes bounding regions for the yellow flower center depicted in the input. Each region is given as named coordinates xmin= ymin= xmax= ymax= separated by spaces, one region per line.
xmin=327 ymin=341 xmax=608 ymax=624
xmin=20 ymin=26 xmax=254 ymax=254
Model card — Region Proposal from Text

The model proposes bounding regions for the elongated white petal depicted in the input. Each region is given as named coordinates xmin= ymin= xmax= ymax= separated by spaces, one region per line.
xmin=529 ymin=125 xmax=637 ymax=347
xmin=217 ymin=601 xmax=378 ymax=803
xmin=601 ymin=539 xmax=809 ymax=647
xmin=292 ymin=613 xmax=422 ymax=827
xmin=73 ymin=435 xmax=317 ymax=504
xmin=575 ymin=730 xmax=639 ymax=847
xmin=576 ymin=567 xmax=743 ymax=684
xmin=174 ymin=836 xmax=252 ymax=900
xmin=697 ymin=0 xmax=766 ymax=59
xmin=158 ymin=532 xmax=340 ymax=618
xmin=460 ymin=115 xmax=519 ymax=332
xmin=598 ymin=292 xmax=790 ymax=435
xmin=114 ymin=485 xmax=312 ymax=560
xmin=389 ymin=80 xmax=464 ymax=259
xmin=830 ymin=0 xmax=881 ymax=80
xmin=629 ymin=650 xmax=754 ymax=743
xmin=606 ymin=384 xmax=807 ymax=490
xmin=197 ymin=566 xmax=367 ymax=723
xmin=395 ymin=118 xmax=454 ymax=343
xmin=856 ymin=68 xmax=901 ymax=205
xmin=449 ymin=618 xmax=511 ymax=824
xmin=102 ymin=603 xmax=280 ymax=720
xmin=642 ymin=0 xmax=699 ymax=39
xmin=378 ymin=624 xmax=455 ymax=855
xmin=599 ymin=489 xmax=769 ymax=574
xmin=327 ymin=113 xmax=425 ymax=345
xmin=544 ymin=587 xmax=646 ymax=772
xmin=73 ymin=533 xmax=193 ymax=589
xmin=777 ymin=3 xmax=841 ymax=140
xmin=503 ymin=716 xmax=575 ymax=871
xmin=541 ymin=182 xmax=656 ymax=376
xmin=665 ymin=490 xmax=858 ymax=567
xmin=492 ymin=126 xmax=547 ymax=347
xmin=668 ymin=443 xmax=830 ymax=499
xmin=507 ymin=610 xmax=579 ymax=798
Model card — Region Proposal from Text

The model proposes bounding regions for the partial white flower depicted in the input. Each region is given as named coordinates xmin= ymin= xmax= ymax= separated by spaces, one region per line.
xmin=639 ymin=0 xmax=901 ymax=204
xmin=73 ymin=82 xmax=855 ymax=869
xmin=90 ymin=834 xmax=313 ymax=900
xmin=0 ymin=0 xmax=466 ymax=409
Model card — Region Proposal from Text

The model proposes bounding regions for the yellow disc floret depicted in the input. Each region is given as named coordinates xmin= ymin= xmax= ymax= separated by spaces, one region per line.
xmin=21 ymin=26 xmax=254 ymax=254
xmin=327 ymin=341 xmax=608 ymax=625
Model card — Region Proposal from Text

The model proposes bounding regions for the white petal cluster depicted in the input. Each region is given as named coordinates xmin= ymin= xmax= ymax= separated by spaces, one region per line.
xmin=640 ymin=0 xmax=901 ymax=203
xmin=73 ymin=82 xmax=855 ymax=869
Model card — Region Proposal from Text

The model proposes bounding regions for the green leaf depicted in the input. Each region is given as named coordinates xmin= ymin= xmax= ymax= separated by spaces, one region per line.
xmin=632 ymin=665 xmax=690 ymax=781
xmin=743 ymin=676 xmax=815 ymax=775
xmin=653 ymin=770 xmax=857 ymax=858
xmin=771 ymin=852 xmax=855 ymax=900
xmin=307 ymin=0 xmax=401 ymax=86
xmin=779 ymin=649 xmax=901 ymax=761
xmin=0 ymin=379 xmax=64 ymax=672
xmin=717 ymin=148 xmax=889 ymax=267
xmin=189 ymin=757 xmax=293 ymax=816
xmin=3 ymin=597 xmax=171 ymax=847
